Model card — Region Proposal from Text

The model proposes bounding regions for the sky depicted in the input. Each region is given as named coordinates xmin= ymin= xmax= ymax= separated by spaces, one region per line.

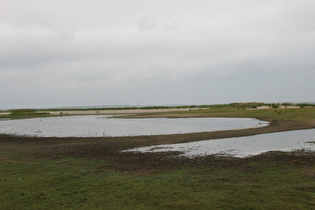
xmin=1 ymin=0 xmax=315 ymax=109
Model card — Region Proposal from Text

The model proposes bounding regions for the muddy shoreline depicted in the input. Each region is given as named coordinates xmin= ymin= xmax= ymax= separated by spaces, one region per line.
xmin=1 ymin=116 xmax=315 ymax=172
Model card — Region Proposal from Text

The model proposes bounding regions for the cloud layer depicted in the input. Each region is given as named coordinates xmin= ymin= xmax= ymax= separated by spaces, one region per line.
xmin=1 ymin=0 xmax=315 ymax=109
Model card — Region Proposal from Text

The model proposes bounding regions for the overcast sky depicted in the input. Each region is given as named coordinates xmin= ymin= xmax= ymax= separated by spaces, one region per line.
xmin=1 ymin=0 xmax=315 ymax=109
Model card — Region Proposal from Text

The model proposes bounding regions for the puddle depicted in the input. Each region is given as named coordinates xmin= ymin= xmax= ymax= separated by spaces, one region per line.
xmin=125 ymin=129 xmax=315 ymax=158
xmin=0 ymin=115 xmax=268 ymax=137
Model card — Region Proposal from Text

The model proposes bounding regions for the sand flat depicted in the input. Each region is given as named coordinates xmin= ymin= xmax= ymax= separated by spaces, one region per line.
xmin=37 ymin=108 xmax=204 ymax=115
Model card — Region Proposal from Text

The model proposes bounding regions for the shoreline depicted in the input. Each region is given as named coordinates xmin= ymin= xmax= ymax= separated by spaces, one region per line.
xmin=1 ymin=117 xmax=315 ymax=146
xmin=36 ymin=108 xmax=206 ymax=115
xmin=1 ymin=117 xmax=315 ymax=171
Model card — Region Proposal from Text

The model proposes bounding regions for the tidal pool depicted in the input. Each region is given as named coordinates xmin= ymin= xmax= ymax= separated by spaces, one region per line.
xmin=0 ymin=115 xmax=268 ymax=137
xmin=125 ymin=129 xmax=315 ymax=158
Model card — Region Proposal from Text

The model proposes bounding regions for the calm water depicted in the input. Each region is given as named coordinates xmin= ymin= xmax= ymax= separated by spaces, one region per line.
xmin=0 ymin=115 xmax=268 ymax=137
xmin=125 ymin=129 xmax=315 ymax=158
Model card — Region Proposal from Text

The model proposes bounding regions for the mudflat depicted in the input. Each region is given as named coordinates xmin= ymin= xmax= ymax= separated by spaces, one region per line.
xmin=1 ymin=114 xmax=315 ymax=171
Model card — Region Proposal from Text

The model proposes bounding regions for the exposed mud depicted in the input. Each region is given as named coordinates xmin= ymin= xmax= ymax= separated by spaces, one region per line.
xmin=1 ymin=118 xmax=315 ymax=172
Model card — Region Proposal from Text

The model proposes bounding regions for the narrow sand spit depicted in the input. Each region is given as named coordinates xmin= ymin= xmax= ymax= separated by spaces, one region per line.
xmin=37 ymin=108 xmax=204 ymax=115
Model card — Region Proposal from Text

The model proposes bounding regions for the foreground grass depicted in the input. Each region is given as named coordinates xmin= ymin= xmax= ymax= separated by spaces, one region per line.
xmin=1 ymin=152 xmax=315 ymax=209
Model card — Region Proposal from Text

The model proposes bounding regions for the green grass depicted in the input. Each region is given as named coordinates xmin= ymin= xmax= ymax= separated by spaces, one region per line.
xmin=1 ymin=153 xmax=315 ymax=209
xmin=0 ymin=109 xmax=50 ymax=119
xmin=172 ymin=106 xmax=315 ymax=121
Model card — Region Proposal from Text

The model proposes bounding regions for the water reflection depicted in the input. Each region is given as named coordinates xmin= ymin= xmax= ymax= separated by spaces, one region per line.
xmin=0 ymin=115 xmax=268 ymax=137
xmin=125 ymin=129 xmax=315 ymax=158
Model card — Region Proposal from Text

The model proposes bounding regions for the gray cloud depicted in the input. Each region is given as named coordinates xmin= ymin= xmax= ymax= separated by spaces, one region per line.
xmin=1 ymin=0 xmax=315 ymax=109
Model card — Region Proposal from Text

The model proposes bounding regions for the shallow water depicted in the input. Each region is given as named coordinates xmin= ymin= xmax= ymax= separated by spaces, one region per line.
xmin=125 ymin=129 xmax=315 ymax=158
xmin=0 ymin=115 xmax=268 ymax=137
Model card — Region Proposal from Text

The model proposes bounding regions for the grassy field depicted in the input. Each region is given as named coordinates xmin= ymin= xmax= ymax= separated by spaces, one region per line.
xmin=1 ymin=104 xmax=315 ymax=209
xmin=131 ymin=106 xmax=315 ymax=122
xmin=1 ymin=150 xmax=315 ymax=209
